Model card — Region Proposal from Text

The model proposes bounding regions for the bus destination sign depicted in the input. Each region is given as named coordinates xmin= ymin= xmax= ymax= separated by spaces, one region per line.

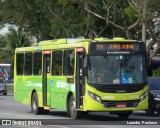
xmin=95 ymin=43 xmax=140 ymax=51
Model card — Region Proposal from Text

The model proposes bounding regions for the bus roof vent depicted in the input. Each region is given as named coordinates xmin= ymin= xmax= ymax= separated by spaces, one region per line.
xmin=66 ymin=38 xmax=86 ymax=43
xmin=113 ymin=37 xmax=125 ymax=40
xmin=39 ymin=39 xmax=67 ymax=46
xmin=39 ymin=38 xmax=87 ymax=46
xmin=94 ymin=38 xmax=109 ymax=41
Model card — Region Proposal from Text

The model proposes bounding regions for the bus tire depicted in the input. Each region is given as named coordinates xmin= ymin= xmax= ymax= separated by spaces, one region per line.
xmin=146 ymin=100 xmax=154 ymax=116
xmin=69 ymin=95 xmax=81 ymax=119
xmin=118 ymin=113 xmax=130 ymax=119
xmin=43 ymin=109 xmax=49 ymax=114
xmin=3 ymin=92 xmax=7 ymax=95
xmin=157 ymin=110 xmax=160 ymax=115
xmin=31 ymin=92 xmax=43 ymax=114
xmin=67 ymin=99 xmax=71 ymax=117
xmin=146 ymin=108 xmax=154 ymax=116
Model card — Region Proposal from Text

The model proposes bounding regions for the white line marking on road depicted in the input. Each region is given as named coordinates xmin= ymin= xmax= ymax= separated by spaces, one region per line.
xmin=43 ymin=125 xmax=71 ymax=128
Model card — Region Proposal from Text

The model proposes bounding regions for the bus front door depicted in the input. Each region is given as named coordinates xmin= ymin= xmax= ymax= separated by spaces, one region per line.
xmin=42 ymin=51 xmax=51 ymax=106
xmin=76 ymin=51 xmax=85 ymax=109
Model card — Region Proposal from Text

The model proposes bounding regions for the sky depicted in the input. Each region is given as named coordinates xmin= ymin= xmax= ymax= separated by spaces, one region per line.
xmin=0 ymin=23 xmax=17 ymax=35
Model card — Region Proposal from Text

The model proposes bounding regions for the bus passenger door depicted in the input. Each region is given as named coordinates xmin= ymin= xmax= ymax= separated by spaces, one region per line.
xmin=76 ymin=48 xmax=85 ymax=109
xmin=42 ymin=51 xmax=51 ymax=106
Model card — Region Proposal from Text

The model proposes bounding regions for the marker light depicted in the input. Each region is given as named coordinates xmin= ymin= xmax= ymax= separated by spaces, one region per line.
xmin=76 ymin=48 xmax=84 ymax=52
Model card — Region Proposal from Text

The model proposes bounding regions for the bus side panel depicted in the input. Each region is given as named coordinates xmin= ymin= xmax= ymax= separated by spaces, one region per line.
xmin=50 ymin=76 xmax=75 ymax=110
xmin=14 ymin=76 xmax=30 ymax=105
xmin=25 ymin=76 xmax=43 ymax=107
xmin=14 ymin=77 xmax=25 ymax=104
xmin=14 ymin=76 xmax=43 ymax=107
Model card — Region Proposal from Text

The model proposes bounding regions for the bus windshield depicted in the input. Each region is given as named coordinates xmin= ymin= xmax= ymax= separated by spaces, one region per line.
xmin=87 ymin=54 xmax=145 ymax=84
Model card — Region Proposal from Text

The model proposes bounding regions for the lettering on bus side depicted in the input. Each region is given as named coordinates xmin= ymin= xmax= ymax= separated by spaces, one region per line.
xmin=25 ymin=81 xmax=42 ymax=87
xmin=55 ymin=81 xmax=75 ymax=92
xmin=56 ymin=81 xmax=69 ymax=89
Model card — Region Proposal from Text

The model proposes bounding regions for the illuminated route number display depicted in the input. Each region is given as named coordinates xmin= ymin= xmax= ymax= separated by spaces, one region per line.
xmin=95 ymin=43 xmax=140 ymax=51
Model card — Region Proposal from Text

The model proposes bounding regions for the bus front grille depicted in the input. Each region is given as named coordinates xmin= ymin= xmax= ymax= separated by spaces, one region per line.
xmin=102 ymin=100 xmax=139 ymax=108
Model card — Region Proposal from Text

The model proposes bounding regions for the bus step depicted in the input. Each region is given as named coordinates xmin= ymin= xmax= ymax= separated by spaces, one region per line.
xmin=44 ymin=106 xmax=50 ymax=110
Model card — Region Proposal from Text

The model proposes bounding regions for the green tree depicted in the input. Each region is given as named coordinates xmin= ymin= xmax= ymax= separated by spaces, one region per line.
xmin=152 ymin=67 xmax=160 ymax=76
xmin=82 ymin=0 xmax=160 ymax=60
xmin=0 ymin=28 xmax=31 ymax=54
xmin=83 ymin=0 xmax=141 ymax=39
xmin=0 ymin=0 xmax=53 ymax=41
xmin=0 ymin=0 xmax=90 ymax=39
xmin=0 ymin=28 xmax=31 ymax=72
xmin=0 ymin=0 xmax=160 ymax=60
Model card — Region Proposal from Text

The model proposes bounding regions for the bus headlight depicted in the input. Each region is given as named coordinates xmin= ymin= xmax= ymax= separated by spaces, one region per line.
xmin=88 ymin=91 xmax=102 ymax=103
xmin=153 ymin=94 xmax=160 ymax=101
xmin=154 ymin=97 xmax=160 ymax=101
xmin=88 ymin=91 xmax=94 ymax=99
xmin=140 ymin=92 xmax=148 ymax=102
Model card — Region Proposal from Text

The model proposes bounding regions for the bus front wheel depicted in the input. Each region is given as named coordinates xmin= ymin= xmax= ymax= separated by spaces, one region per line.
xmin=69 ymin=95 xmax=81 ymax=119
xmin=31 ymin=92 xmax=43 ymax=114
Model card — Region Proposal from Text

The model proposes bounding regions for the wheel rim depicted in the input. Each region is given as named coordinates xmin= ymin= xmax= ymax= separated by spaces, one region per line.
xmin=70 ymin=101 xmax=76 ymax=116
xmin=32 ymin=100 xmax=37 ymax=111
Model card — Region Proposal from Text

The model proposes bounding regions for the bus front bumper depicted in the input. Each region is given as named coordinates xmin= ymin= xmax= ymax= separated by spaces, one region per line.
xmin=83 ymin=95 xmax=148 ymax=112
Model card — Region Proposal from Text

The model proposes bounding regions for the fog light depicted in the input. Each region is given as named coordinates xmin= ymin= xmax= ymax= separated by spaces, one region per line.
xmin=154 ymin=97 xmax=160 ymax=101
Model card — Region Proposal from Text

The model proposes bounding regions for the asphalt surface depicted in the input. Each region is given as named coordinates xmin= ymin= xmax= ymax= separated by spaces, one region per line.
xmin=0 ymin=93 xmax=160 ymax=128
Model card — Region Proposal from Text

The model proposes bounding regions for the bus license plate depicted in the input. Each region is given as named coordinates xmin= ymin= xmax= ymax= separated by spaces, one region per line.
xmin=116 ymin=104 xmax=127 ymax=108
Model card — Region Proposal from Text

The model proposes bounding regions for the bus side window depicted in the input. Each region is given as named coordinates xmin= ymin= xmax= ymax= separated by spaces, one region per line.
xmin=63 ymin=49 xmax=75 ymax=76
xmin=16 ymin=53 xmax=24 ymax=75
xmin=33 ymin=52 xmax=42 ymax=75
xmin=24 ymin=53 xmax=33 ymax=75
xmin=52 ymin=51 xmax=62 ymax=75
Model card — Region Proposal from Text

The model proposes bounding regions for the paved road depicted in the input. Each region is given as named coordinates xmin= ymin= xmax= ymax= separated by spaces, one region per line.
xmin=0 ymin=93 xmax=160 ymax=128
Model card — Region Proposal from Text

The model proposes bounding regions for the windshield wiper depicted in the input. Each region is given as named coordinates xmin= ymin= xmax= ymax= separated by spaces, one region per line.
xmin=120 ymin=53 xmax=134 ymax=68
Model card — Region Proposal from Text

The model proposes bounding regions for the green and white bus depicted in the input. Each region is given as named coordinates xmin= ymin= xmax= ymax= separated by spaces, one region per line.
xmin=14 ymin=38 xmax=148 ymax=119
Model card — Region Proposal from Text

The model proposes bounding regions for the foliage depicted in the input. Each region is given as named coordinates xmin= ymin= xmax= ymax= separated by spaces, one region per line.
xmin=152 ymin=67 xmax=160 ymax=76
xmin=0 ymin=0 xmax=160 ymax=59
xmin=0 ymin=0 xmax=52 ymax=40
xmin=6 ymin=28 xmax=31 ymax=49
xmin=0 ymin=0 xmax=142 ymax=39
xmin=0 ymin=28 xmax=31 ymax=72
xmin=124 ymin=6 xmax=137 ymax=21
xmin=0 ymin=0 xmax=90 ymax=40
xmin=0 ymin=28 xmax=31 ymax=57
